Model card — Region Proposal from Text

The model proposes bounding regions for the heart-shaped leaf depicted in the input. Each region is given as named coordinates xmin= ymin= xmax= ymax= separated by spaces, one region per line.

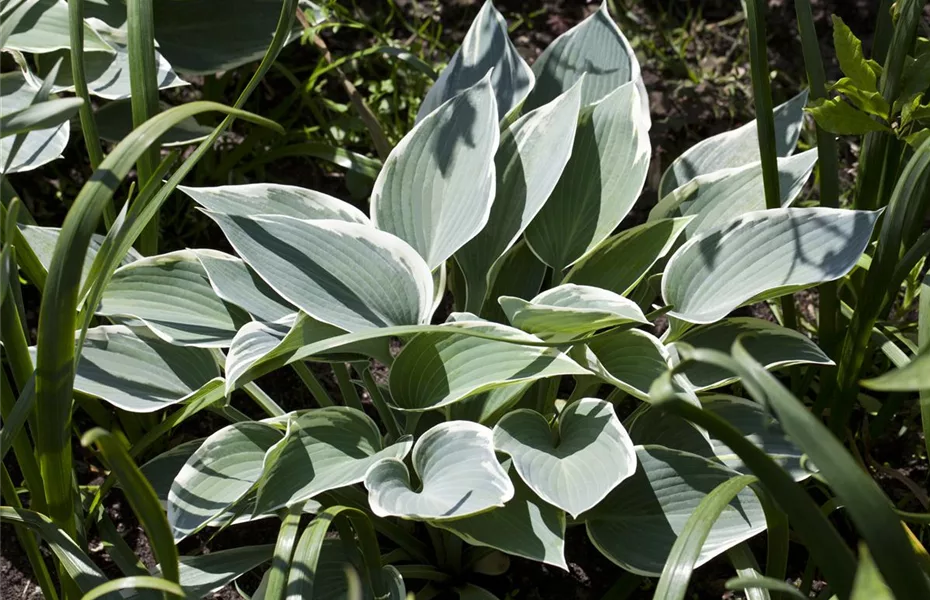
xmin=499 ymin=284 xmax=648 ymax=339
xmin=372 ymin=75 xmax=499 ymax=269
xmin=663 ymin=207 xmax=880 ymax=324
xmin=389 ymin=318 xmax=589 ymax=411
xmin=659 ymin=90 xmax=808 ymax=198
xmin=523 ymin=2 xmax=639 ymax=111
xmin=525 ymin=79 xmax=651 ymax=270
xmin=562 ymin=217 xmax=692 ymax=295
xmin=168 ymin=421 xmax=283 ymax=540
xmin=207 ymin=213 xmax=434 ymax=332
xmin=254 ymin=407 xmax=413 ymax=514
xmin=493 ymin=398 xmax=637 ymax=517
xmin=180 ymin=183 xmax=369 ymax=224
xmin=628 ymin=395 xmax=811 ymax=481
xmin=365 ymin=421 xmax=514 ymax=521
xmin=417 ymin=0 xmax=533 ymax=122
xmin=650 ymin=149 xmax=819 ymax=240
xmin=584 ymin=445 xmax=767 ymax=576
xmin=437 ymin=468 xmax=566 ymax=569
xmin=455 ymin=82 xmax=583 ymax=311
xmin=97 ymin=250 xmax=249 ymax=347
xmin=583 ymin=329 xmax=670 ymax=399
xmin=193 ymin=249 xmax=295 ymax=323
xmin=40 ymin=325 xmax=222 ymax=413
xmin=673 ymin=317 xmax=833 ymax=390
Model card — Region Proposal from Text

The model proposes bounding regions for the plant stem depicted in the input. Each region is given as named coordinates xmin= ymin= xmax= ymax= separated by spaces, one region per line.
xmin=291 ymin=362 xmax=335 ymax=407
xmin=67 ymin=0 xmax=114 ymax=228
xmin=127 ymin=0 xmax=161 ymax=254
xmin=334 ymin=363 xmax=364 ymax=410
xmin=744 ymin=0 xmax=796 ymax=332
xmin=243 ymin=382 xmax=285 ymax=417
xmin=360 ymin=367 xmax=401 ymax=440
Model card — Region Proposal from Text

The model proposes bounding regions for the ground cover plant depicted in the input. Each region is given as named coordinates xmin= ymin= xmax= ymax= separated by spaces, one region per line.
xmin=1 ymin=0 xmax=929 ymax=599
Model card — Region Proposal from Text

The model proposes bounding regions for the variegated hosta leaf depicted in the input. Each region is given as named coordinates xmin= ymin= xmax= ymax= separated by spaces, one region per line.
xmin=455 ymin=82 xmax=583 ymax=311
xmin=193 ymin=249 xmax=295 ymax=324
xmin=4 ymin=0 xmax=113 ymax=53
xmin=523 ymin=2 xmax=639 ymax=111
xmin=206 ymin=213 xmax=434 ymax=332
xmin=562 ymin=218 xmax=692 ymax=296
xmin=372 ymin=75 xmax=499 ymax=270
xmin=180 ymin=183 xmax=369 ymax=224
xmin=583 ymin=329 xmax=670 ymax=400
xmin=366 ymin=421 xmax=514 ymax=520
xmin=673 ymin=317 xmax=833 ymax=390
xmin=168 ymin=421 xmax=284 ymax=540
xmin=140 ymin=439 xmax=206 ymax=505
xmin=493 ymin=398 xmax=637 ymax=517
xmin=0 ymin=72 xmax=69 ymax=174
xmin=628 ymin=395 xmax=811 ymax=482
xmin=253 ymin=407 xmax=413 ymax=514
xmin=583 ymin=445 xmax=767 ymax=576
xmin=659 ymin=90 xmax=809 ymax=198
xmin=299 ymin=541 xmax=406 ymax=600
xmin=437 ymin=467 xmax=566 ymax=569
xmin=388 ymin=318 xmax=589 ymax=411
xmin=97 ymin=250 xmax=249 ymax=347
xmin=417 ymin=0 xmax=533 ymax=122
xmin=499 ymin=283 xmax=648 ymax=339
xmin=449 ymin=382 xmax=534 ymax=427
xmin=663 ymin=207 xmax=881 ymax=324
xmin=174 ymin=545 xmax=274 ymax=598
xmin=650 ymin=149 xmax=820 ymax=239
xmin=17 ymin=224 xmax=142 ymax=288
xmin=524 ymin=79 xmax=651 ymax=270
xmin=18 ymin=18 xmax=187 ymax=100
xmin=479 ymin=239 xmax=547 ymax=323
xmin=37 ymin=325 xmax=222 ymax=413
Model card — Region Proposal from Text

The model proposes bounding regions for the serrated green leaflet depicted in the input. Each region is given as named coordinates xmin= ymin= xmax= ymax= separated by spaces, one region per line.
xmin=389 ymin=318 xmax=589 ymax=411
xmin=416 ymin=0 xmax=532 ymax=122
xmin=180 ymin=183 xmax=370 ymax=224
xmin=663 ymin=207 xmax=880 ymax=324
xmin=493 ymin=398 xmax=636 ymax=517
xmin=583 ymin=446 xmax=766 ymax=576
xmin=207 ymin=213 xmax=434 ymax=332
xmin=372 ymin=75 xmax=499 ymax=270
xmin=365 ymin=421 xmax=514 ymax=520
xmin=525 ymin=79 xmax=651 ymax=270
xmin=499 ymin=283 xmax=648 ymax=339
xmin=254 ymin=407 xmax=412 ymax=514
xmin=673 ymin=317 xmax=832 ymax=390
xmin=523 ymin=2 xmax=639 ymax=111
xmin=659 ymin=90 xmax=808 ymax=198
xmin=455 ymin=82 xmax=582 ymax=311
xmin=97 ymin=250 xmax=250 ymax=347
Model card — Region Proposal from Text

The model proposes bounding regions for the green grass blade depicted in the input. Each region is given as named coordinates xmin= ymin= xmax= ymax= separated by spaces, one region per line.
xmin=653 ymin=475 xmax=758 ymax=600
xmin=127 ymin=0 xmax=161 ymax=254
xmin=0 ymin=505 xmax=108 ymax=593
xmin=0 ymin=98 xmax=84 ymax=139
xmin=0 ymin=374 xmax=34 ymax=461
xmin=726 ymin=544 xmax=770 ymax=600
xmin=286 ymin=506 xmax=387 ymax=600
xmin=81 ymin=428 xmax=180 ymax=583
xmin=0 ymin=465 xmax=59 ymax=600
xmin=263 ymin=505 xmax=304 ymax=600
xmin=795 ymin=0 xmax=842 ymax=355
xmin=757 ymin=488 xmax=789 ymax=593
xmin=650 ymin=371 xmax=857 ymax=598
xmin=34 ymin=102 xmax=281 ymax=538
xmin=728 ymin=342 xmax=930 ymax=599
xmin=67 ymin=0 xmax=112 ymax=227
xmin=921 ymin=272 xmax=929 ymax=457
xmin=81 ymin=576 xmax=187 ymax=600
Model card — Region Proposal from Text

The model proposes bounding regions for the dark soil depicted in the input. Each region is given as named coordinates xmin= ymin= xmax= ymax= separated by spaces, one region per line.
xmin=4 ymin=1 xmax=925 ymax=599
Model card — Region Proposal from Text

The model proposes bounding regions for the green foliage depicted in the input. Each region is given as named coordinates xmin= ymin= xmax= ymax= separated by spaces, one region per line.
xmin=1 ymin=1 xmax=928 ymax=600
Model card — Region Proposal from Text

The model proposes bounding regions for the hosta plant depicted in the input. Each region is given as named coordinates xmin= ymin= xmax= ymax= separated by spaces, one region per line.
xmin=2 ymin=1 xmax=929 ymax=600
